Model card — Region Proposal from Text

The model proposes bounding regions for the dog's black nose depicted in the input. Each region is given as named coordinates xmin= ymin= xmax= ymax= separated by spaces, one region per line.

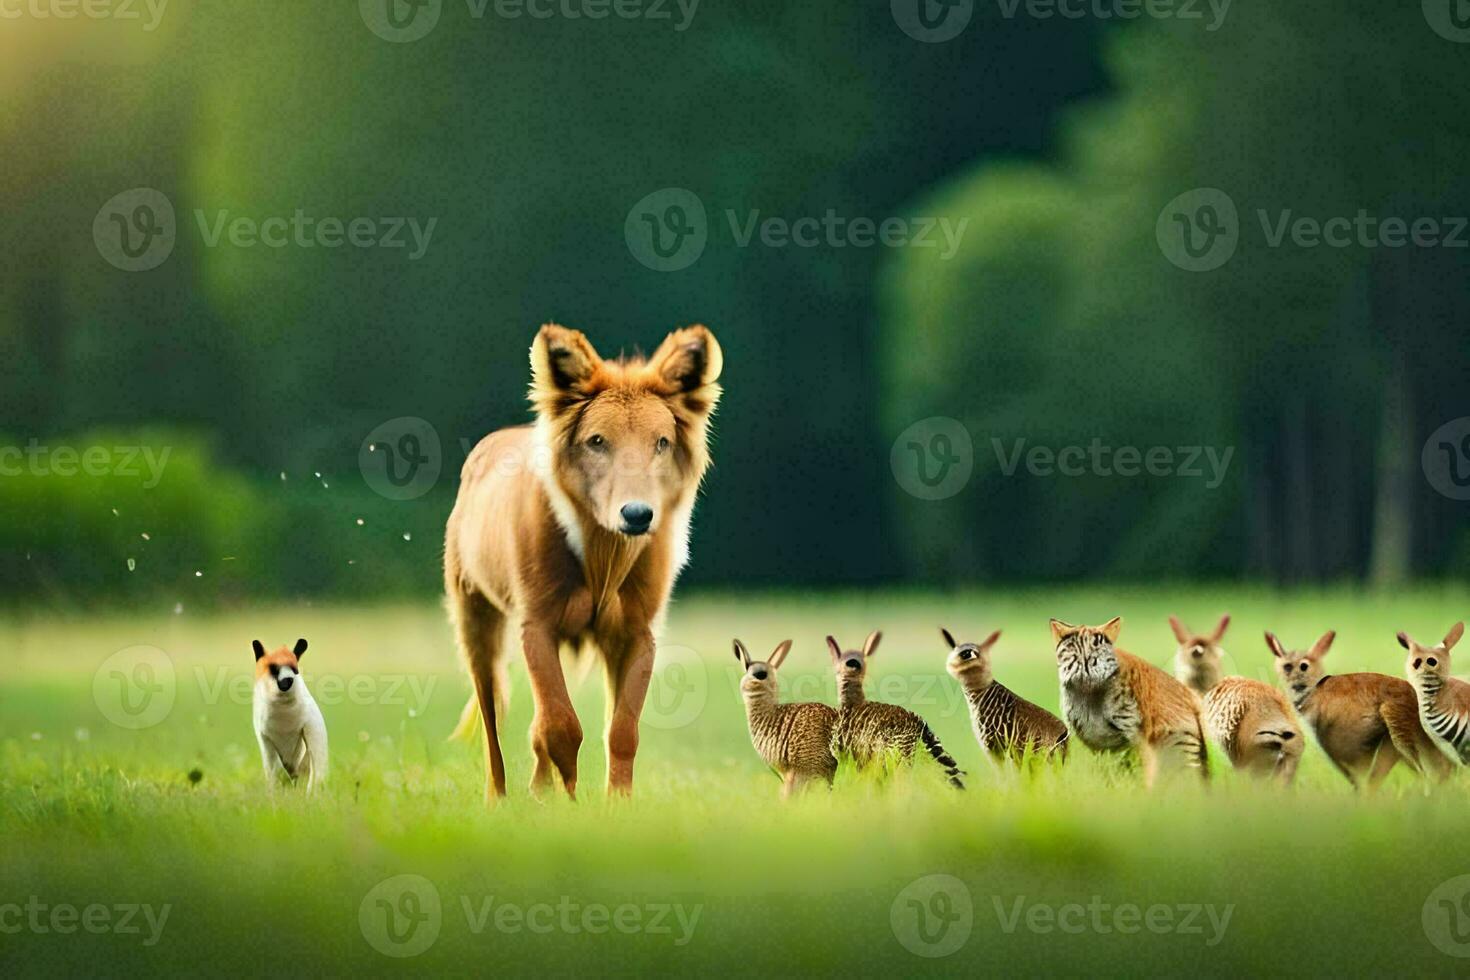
xmin=278 ymin=676 xmax=294 ymax=692
xmin=845 ymin=659 xmax=861 ymax=670
xmin=752 ymin=668 xmax=768 ymax=681
xmin=619 ymin=501 xmax=653 ymax=534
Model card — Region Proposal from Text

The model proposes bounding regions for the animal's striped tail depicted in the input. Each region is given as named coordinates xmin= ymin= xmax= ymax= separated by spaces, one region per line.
xmin=919 ymin=724 xmax=966 ymax=790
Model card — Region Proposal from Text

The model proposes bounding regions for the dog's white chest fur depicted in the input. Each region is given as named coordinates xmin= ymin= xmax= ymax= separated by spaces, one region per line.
xmin=253 ymin=676 xmax=328 ymax=789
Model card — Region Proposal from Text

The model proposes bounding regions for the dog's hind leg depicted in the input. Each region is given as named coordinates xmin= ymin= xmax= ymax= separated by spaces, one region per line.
xmin=451 ymin=588 xmax=509 ymax=802
xmin=303 ymin=720 xmax=329 ymax=792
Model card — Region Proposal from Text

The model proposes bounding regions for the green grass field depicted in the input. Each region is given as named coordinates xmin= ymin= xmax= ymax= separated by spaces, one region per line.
xmin=4 ymin=586 xmax=1470 ymax=976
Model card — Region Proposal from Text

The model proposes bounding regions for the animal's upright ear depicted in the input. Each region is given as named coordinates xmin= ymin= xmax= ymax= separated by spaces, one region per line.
xmin=530 ymin=323 xmax=602 ymax=399
xmin=979 ymin=630 xmax=1002 ymax=652
xmin=1049 ymin=619 xmax=1075 ymax=645
xmin=1167 ymin=616 xmax=1191 ymax=645
xmin=769 ymin=640 xmax=792 ymax=670
xmin=862 ymin=631 xmax=882 ymax=660
xmin=826 ymin=636 xmax=842 ymax=663
xmin=1445 ymin=622 xmax=1465 ymax=652
xmin=293 ymin=638 xmax=308 ymax=657
xmin=1397 ymin=631 xmax=1412 ymax=651
xmin=252 ymin=640 xmax=265 ymax=661
xmin=733 ymin=639 xmax=751 ymax=668
xmin=1309 ymin=630 xmax=1336 ymax=659
xmin=1100 ymin=617 xmax=1122 ymax=643
xmin=650 ymin=325 xmax=722 ymax=395
xmin=939 ymin=627 xmax=957 ymax=650
xmin=1211 ymin=615 xmax=1231 ymax=643
xmin=1265 ymin=632 xmax=1286 ymax=659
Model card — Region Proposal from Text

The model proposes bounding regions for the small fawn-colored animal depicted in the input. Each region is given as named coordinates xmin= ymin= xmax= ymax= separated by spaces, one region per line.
xmin=1268 ymin=630 xmax=1452 ymax=788
xmin=1053 ymin=617 xmax=1208 ymax=787
xmin=734 ymin=639 xmax=838 ymax=797
xmin=1398 ymin=622 xmax=1470 ymax=766
xmin=1170 ymin=615 xmax=1301 ymax=783
xmin=827 ymin=632 xmax=965 ymax=789
xmin=941 ymin=627 xmax=1068 ymax=764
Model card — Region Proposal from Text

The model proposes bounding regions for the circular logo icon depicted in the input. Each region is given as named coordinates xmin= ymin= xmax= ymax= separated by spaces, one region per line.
xmin=93 ymin=645 xmax=176 ymax=730
xmin=93 ymin=188 xmax=176 ymax=272
xmin=1424 ymin=874 xmax=1470 ymax=956
xmin=359 ymin=0 xmax=441 ymax=42
xmin=1423 ymin=417 xmax=1470 ymax=501
xmin=625 ymin=188 xmax=707 ymax=272
xmin=891 ymin=874 xmax=972 ymax=958
xmin=360 ymin=875 xmax=442 ymax=958
xmin=360 ymin=417 xmax=443 ymax=501
xmin=641 ymin=644 xmax=709 ymax=730
xmin=891 ymin=0 xmax=973 ymax=43
xmin=890 ymin=417 xmax=973 ymax=501
xmin=1424 ymin=0 xmax=1470 ymax=43
xmin=1156 ymin=188 xmax=1239 ymax=272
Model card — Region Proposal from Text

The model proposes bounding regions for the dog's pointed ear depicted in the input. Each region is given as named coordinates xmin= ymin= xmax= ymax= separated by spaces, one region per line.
xmin=826 ymin=635 xmax=842 ymax=663
xmin=769 ymin=640 xmax=792 ymax=670
xmin=293 ymin=638 xmax=308 ymax=658
xmin=1309 ymin=630 xmax=1336 ymax=659
xmin=649 ymin=324 xmax=722 ymax=395
xmin=940 ymin=627 xmax=957 ymax=650
xmin=1049 ymin=619 xmax=1075 ymax=645
xmin=1397 ymin=631 xmax=1413 ymax=651
xmin=1100 ymin=617 xmax=1122 ymax=643
xmin=1211 ymin=615 xmax=1231 ymax=643
xmin=1167 ymin=616 xmax=1191 ymax=646
xmin=733 ymin=639 xmax=751 ymax=668
xmin=862 ymin=630 xmax=882 ymax=660
xmin=1265 ymin=631 xmax=1286 ymax=659
xmin=252 ymin=640 xmax=266 ymax=661
xmin=980 ymin=630 xmax=1002 ymax=652
xmin=1445 ymin=622 xmax=1465 ymax=652
xmin=530 ymin=323 xmax=602 ymax=399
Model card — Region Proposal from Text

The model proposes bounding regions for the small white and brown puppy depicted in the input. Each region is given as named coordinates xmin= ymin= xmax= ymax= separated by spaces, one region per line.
xmin=252 ymin=637 xmax=328 ymax=791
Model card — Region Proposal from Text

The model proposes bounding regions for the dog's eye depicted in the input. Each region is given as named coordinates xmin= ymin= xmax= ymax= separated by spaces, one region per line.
xmin=269 ymin=665 xmax=279 ymax=677
xmin=1428 ymin=658 xmax=1438 ymax=668
xmin=655 ymin=436 xmax=670 ymax=453
xmin=587 ymin=434 xmax=605 ymax=448
xmin=1299 ymin=662 xmax=1309 ymax=672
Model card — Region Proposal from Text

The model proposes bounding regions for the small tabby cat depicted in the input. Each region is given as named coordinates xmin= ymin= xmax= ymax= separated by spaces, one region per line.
xmin=942 ymin=627 xmax=1067 ymax=764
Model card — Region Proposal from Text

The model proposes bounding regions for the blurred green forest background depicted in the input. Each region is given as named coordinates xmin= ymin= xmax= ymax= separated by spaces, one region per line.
xmin=1 ymin=1 xmax=1467 ymax=606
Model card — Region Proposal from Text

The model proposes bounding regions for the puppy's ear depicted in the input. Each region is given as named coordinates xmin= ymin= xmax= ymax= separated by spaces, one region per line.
xmin=1167 ymin=616 xmax=1191 ymax=646
xmin=1445 ymin=622 xmax=1465 ymax=652
xmin=649 ymin=325 xmax=723 ymax=394
xmin=733 ymin=639 xmax=751 ymax=668
xmin=1211 ymin=615 xmax=1231 ymax=643
xmin=253 ymin=640 xmax=266 ymax=661
xmin=293 ymin=638 xmax=308 ymax=657
xmin=769 ymin=640 xmax=792 ymax=670
xmin=862 ymin=631 xmax=882 ymax=660
xmin=980 ymin=630 xmax=1002 ymax=652
xmin=1100 ymin=617 xmax=1122 ymax=643
xmin=940 ymin=627 xmax=957 ymax=650
xmin=1309 ymin=630 xmax=1336 ymax=659
xmin=530 ymin=324 xmax=602 ymax=400
xmin=1265 ymin=632 xmax=1286 ymax=659
xmin=826 ymin=636 xmax=842 ymax=663
xmin=1397 ymin=631 xmax=1412 ymax=651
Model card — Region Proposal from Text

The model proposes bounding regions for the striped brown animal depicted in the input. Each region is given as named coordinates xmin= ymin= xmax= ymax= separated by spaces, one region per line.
xmin=1170 ymin=615 xmax=1302 ymax=783
xmin=734 ymin=639 xmax=838 ymax=797
xmin=1054 ymin=617 xmax=1208 ymax=787
xmin=1269 ymin=630 xmax=1452 ymax=789
xmin=827 ymin=632 xmax=965 ymax=789
xmin=1397 ymin=622 xmax=1470 ymax=767
xmin=941 ymin=627 xmax=1067 ymax=764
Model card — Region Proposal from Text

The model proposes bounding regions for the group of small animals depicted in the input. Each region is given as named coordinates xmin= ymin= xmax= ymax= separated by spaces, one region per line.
xmin=736 ymin=616 xmax=1470 ymax=796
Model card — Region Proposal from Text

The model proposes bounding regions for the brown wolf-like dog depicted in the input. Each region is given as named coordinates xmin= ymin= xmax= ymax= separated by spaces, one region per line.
xmin=444 ymin=323 xmax=723 ymax=802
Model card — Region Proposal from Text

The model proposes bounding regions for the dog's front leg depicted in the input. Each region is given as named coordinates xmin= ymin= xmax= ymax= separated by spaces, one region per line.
xmin=303 ymin=721 xmax=329 ymax=792
xmin=257 ymin=733 xmax=286 ymax=787
xmin=522 ymin=621 xmax=582 ymax=799
xmin=605 ymin=627 xmax=655 ymax=797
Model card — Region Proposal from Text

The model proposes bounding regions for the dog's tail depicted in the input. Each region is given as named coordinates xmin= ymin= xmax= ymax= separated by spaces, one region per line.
xmin=919 ymin=723 xmax=966 ymax=790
